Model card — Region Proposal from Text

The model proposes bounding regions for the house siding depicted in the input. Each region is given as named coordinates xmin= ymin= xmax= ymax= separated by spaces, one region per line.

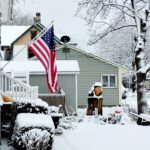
xmin=29 ymin=73 xmax=77 ymax=110
xmin=15 ymin=27 xmax=41 ymax=45
xmin=56 ymin=48 xmax=119 ymax=106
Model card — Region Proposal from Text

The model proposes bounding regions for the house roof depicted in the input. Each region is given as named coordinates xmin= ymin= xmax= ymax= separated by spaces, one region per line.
xmin=11 ymin=23 xmax=45 ymax=46
xmin=1 ymin=25 xmax=128 ymax=71
xmin=1 ymin=60 xmax=80 ymax=74
xmin=1 ymin=24 xmax=62 ymax=48
xmin=1 ymin=25 xmax=30 ymax=46
xmin=58 ymin=44 xmax=129 ymax=71
xmin=30 ymin=42 xmax=128 ymax=71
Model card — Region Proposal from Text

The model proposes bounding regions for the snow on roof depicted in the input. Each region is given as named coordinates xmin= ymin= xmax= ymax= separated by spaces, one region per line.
xmin=16 ymin=113 xmax=54 ymax=129
xmin=1 ymin=25 xmax=30 ymax=46
xmin=1 ymin=60 xmax=80 ymax=73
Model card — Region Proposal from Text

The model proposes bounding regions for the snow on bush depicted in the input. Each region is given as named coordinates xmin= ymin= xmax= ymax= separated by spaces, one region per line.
xmin=21 ymin=128 xmax=52 ymax=150
xmin=12 ymin=113 xmax=54 ymax=150
xmin=13 ymin=98 xmax=48 ymax=114
xmin=48 ymin=106 xmax=59 ymax=113
xmin=58 ymin=115 xmax=84 ymax=130
xmin=16 ymin=113 xmax=54 ymax=129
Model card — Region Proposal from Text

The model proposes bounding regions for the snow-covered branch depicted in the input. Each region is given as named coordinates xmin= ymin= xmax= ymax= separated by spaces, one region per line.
xmin=102 ymin=2 xmax=141 ymax=19
xmin=138 ymin=62 xmax=150 ymax=74
xmin=89 ymin=24 xmax=136 ymax=45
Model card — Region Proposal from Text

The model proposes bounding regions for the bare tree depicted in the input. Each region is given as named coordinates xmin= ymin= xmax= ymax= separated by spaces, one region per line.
xmin=77 ymin=0 xmax=150 ymax=114
xmin=3 ymin=10 xmax=33 ymax=25
xmin=1 ymin=0 xmax=33 ymax=25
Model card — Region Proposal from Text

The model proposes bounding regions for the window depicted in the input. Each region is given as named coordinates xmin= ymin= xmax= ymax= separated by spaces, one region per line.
xmin=4 ymin=47 xmax=12 ymax=61
xmin=28 ymin=30 xmax=37 ymax=59
xmin=28 ymin=47 xmax=35 ymax=59
xmin=101 ymin=74 xmax=116 ymax=88
xmin=30 ymin=30 xmax=37 ymax=39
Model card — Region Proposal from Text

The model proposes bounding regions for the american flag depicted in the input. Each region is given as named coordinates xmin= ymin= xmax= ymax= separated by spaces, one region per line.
xmin=28 ymin=26 xmax=58 ymax=93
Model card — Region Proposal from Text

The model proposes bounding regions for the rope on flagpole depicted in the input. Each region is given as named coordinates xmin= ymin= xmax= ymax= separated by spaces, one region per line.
xmin=0 ymin=21 xmax=54 ymax=71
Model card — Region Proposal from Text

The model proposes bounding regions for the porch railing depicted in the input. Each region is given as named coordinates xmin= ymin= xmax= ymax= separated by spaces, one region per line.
xmin=0 ymin=71 xmax=38 ymax=100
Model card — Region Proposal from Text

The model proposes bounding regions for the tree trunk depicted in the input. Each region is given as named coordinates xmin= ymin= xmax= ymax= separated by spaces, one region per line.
xmin=136 ymin=72 xmax=147 ymax=114
xmin=134 ymin=10 xmax=148 ymax=114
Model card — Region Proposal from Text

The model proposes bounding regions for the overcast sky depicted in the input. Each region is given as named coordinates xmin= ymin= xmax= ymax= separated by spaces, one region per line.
xmin=14 ymin=0 xmax=91 ymax=51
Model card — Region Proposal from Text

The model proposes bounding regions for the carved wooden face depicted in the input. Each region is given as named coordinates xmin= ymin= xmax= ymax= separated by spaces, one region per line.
xmin=94 ymin=86 xmax=103 ymax=96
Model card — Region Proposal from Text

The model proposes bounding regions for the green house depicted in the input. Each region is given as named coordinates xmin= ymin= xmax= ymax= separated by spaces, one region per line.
xmin=56 ymin=44 xmax=128 ymax=107
xmin=1 ymin=22 xmax=128 ymax=109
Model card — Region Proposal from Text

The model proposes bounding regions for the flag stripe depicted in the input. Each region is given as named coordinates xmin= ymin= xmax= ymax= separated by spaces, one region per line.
xmin=33 ymin=42 xmax=49 ymax=65
xmin=34 ymin=40 xmax=50 ymax=62
xmin=28 ymin=26 xmax=58 ymax=93
xmin=29 ymin=45 xmax=48 ymax=69
xmin=37 ymin=39 xmax=50 ymax=57
xmin=29 ymin=46 xmax=47 ymax=70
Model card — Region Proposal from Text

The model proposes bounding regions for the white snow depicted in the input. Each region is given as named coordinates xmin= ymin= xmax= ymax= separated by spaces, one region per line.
xmin=53 ymin=122 xmax=150 ymax=150
xmin=21 ymin=128 xmax=51 ymax=150
xmin=1 ymin=26 xmax=30 ymax=46
xmin=48 ymin=106 xmax=59 ymax=113
xmin=52 ymin=93 xmax=150 ymax=150
xmin=139 ymin=62 xmax=150 ymax=74
xmin=50 ymin=113 xmax=63 ymax=117
xmin=0 ymin=95 xmax=3 ymax=106
xmin=16 ymin=113 xmax=54 ymax=129
xmin=1 ymin=60 xmax=80 ymax=73
xmin=122 ymin=91 xmax=150 ymax=110
xmin=2 ymin=92 xmax=150 ymax=150
xmin=13 ymin=98 xmax=48 ymax=108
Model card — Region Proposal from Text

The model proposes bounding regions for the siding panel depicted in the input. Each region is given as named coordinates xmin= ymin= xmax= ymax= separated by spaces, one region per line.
xmin=56 ymin=48 xmax=119 ymax=106
xmin=29 ymin=74 xmax=77 ymax=110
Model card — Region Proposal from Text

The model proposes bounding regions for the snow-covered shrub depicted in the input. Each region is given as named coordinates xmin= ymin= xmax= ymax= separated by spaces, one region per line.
xmin=12 ymin=113 xmax=54 ymax=150
xmin=12 ymin=127 xmax=54 ymax=150
xmin=13 ymin=98 xmax=48 ymax=114
xmin=48 ymin=106 xmax=59 ymax=114
xmin=22 ymin=128 xmax=53 ymax=150
xmin=58 ymin=116 xmax=78 ymax=129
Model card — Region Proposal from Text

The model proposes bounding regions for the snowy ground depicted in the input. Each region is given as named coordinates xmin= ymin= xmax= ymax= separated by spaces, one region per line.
xmin=52 ymin=92 xmax=150 ymax=150
xmin=52 ymin=120 xmax=150 ymax=150
xmin=0 ymin=139 xmax=15 ymax=150
xmin=1 ymin=91 xmax=150 ymax=150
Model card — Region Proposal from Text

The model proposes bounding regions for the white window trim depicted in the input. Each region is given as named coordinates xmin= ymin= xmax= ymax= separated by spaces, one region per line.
xmin=101 ymin=74 xmax=117 ymax=88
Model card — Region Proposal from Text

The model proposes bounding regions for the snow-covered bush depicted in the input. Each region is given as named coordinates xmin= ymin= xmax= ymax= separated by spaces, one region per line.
xmin=48 ymin=106 xmax=59 ymax=114
xmin=22 ymin=128 xmax=52 ymax=150
xmin=12 ymin=127 xmax=54 ymax=150
xmin=13 ymin=98 xmax=48 ymax=114
xmin=11 ymin=113 xmax=54 ymax=150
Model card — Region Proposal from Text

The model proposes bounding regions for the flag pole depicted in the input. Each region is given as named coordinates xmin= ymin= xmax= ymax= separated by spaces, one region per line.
xmin=0 ymin=21 xmax=54 ymax=71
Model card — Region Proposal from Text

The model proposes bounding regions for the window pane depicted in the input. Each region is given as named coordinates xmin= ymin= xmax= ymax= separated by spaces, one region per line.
xmin=110 ymin=76 xmax=115 ymax=87
xmin=28 ymin=48 xmax=35 ymax=59
xmin=102 ymin=76 xmax=108 ymax=87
